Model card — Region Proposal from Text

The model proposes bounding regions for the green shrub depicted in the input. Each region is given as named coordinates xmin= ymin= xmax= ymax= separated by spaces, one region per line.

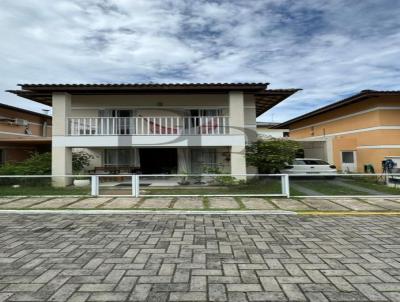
xmin=0 ymin=152 xmax=51 ymax=185
xmin=246 ymin=139 xmax=300 ymax=173
xmin=0 ymin=152 xmax=51 ymax=175
xmin=72 ymin=151 xmax=94 ymax=173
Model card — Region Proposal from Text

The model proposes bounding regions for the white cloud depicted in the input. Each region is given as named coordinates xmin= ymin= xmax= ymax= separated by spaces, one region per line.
xmin=0 ymin=0 xmax=399 ymax=121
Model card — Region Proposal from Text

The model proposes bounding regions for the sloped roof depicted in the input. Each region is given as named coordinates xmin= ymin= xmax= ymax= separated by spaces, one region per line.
xmin=0 ymin=102 xmax=51 ymax=119
xmin=274 ymin=90 xmax=400 ymax=128
xmin=7 ymin=83 xmax=300 ymax=117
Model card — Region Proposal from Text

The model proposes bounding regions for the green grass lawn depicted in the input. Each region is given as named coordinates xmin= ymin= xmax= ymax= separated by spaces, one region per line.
xmin=0 ymin=185 xmax=90 ymax=196
xmin=290 ymin=177 xmax=400 ymax=196
xmin=343 ymin=177 xmax=400 ymax=195
xmin=291 ymin=180 xmax=363 ymax=195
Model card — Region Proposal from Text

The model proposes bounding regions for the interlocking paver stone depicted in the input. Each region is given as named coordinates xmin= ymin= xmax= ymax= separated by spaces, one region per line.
xmin=101 ymin=197 xmax=141 ymax=208
xmin=208 ymin=197 xmax=239 ymax=209
xmin=241 ymin=198 xmax=276 ymax=209
xmin=0 ymin=214 xmax=399 ymax=302
xmin=139 ymin=197 xmax=172 ymax=208
xmin=173 ymin=197 xmax=204 ymax=209
xmin=270 ymin=198 xmax=312 ymax=210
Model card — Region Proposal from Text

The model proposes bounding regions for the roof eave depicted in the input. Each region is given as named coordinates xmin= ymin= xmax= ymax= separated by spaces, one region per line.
xmin=273 ymin=90 xmax=400 ymax=128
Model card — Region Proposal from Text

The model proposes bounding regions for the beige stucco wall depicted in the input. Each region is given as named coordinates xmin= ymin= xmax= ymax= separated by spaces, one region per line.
xmin=71 ymin=94 xmax=229 ymax=108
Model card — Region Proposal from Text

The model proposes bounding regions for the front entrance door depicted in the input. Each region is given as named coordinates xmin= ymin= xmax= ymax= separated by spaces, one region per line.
xmin=139 ymin=148 xmax=177 ymax=174
xmin=341 ymin=151 xmax=357 ymax=172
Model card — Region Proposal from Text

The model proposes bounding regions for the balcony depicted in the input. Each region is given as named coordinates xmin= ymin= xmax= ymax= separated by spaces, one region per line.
xmin=67 ymin=116 xmax=230 ymax=136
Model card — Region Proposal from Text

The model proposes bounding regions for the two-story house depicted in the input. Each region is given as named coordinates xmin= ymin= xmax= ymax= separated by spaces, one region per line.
xmin=8 ymin=83 xmax=299 ymax=186
xmin=274 ymin=90 xmax=400 ymax=173
xmin=0 ymin=103 xmax=51 ymax=165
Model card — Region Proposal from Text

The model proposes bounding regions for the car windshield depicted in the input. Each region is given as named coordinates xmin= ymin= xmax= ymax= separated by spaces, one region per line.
xmin=293 ymin=159 xmax=330 ymax=165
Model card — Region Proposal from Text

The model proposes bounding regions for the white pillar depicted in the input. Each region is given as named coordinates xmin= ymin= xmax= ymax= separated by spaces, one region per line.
xmin=325 ymin=137 xmax=334 ymax=164
xmin=230 ymin=145 xmax=247 ymax=176
xmin=229 ymin=91 xmax=247 ymax=177
xmin=52 ymin=92 xmax=71 ymax=136
xmin=52 ymin=147 xmax=72 ymax=187
xmin=229 ymin=91 xmax=245 ymax=135
xmin=52 ymin=93 xmax=72 ymax=187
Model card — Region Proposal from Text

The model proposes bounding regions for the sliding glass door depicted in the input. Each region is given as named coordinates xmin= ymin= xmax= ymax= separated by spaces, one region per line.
xmin=104 ymin=149 xmax=140 ymax=167
xmin=99 ymin=109 xmax=135 ymax=134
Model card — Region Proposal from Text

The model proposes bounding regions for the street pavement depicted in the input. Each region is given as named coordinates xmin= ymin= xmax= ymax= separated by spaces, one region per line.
xmin=0 ymin=213 xmax=399 ymax=301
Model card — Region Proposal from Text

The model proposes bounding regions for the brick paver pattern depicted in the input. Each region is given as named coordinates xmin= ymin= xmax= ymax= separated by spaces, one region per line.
xmin=0 ymin=214 xmax=399 ymax=301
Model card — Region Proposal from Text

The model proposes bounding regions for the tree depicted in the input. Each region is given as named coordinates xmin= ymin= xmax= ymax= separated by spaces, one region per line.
xmin=72 ymin=151 xmax=94 ymax=173
xmin=246 ymin=139 xmax=300 ymax=173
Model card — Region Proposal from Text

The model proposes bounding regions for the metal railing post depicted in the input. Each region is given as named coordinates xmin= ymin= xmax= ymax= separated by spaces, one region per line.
xmin=281 ymin=174 xmax=290 ymax=198
xmin=131 ymin=174 xmax=140 ymax=197
xmin=135 ymin=175 xmax=140 ymax=197
xmin=91 ymin=175 xmax=99 ymax=196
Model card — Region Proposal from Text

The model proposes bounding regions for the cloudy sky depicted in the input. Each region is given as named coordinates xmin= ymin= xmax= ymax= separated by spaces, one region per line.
xmin=1 ymin=0 xmax=399 ymax=122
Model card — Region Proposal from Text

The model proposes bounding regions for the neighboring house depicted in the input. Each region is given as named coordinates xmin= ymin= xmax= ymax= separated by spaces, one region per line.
xmin=256 ymin=122 xmax=289 ymax=139
xmin=8 ymin=83 xmax=299 ymax=185
xmin=0 ymin=103 xmax=52 ymax=165
xmin=274 ymin=90 xmax=400 ymax=173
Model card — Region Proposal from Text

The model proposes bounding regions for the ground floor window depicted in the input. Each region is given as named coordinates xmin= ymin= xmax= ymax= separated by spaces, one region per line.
xmin=191 ymin=148 xmax=217 ymax=173
xmin=104 ymin=149 xmax=140 ymax=167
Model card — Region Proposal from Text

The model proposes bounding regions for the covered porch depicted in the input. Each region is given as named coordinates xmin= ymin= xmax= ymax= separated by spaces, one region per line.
xmin=81 ymin=146 xmax=231 ymax=175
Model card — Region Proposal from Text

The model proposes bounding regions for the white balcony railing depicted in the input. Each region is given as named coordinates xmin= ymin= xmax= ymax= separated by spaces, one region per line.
xmin=67 ymin=116 xmax=230 ymax=136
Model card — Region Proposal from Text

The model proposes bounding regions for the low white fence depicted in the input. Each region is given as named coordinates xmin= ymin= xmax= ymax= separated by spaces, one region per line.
xmin=0 ymin=173 xmax=399 ymax=198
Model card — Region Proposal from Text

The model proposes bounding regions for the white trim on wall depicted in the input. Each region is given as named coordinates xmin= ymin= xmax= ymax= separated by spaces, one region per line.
xmin=357 ymin=145 xmax=400 ymax=149
xmin=53 ymin=135 xmax=246 ymax=148
xmin=303 ymin=126 xmax=400 ymax=140
xmin=290 ymin=106 xmax=400 ymax=131
xmin=0 ymin=130 xmax=45 ymax=138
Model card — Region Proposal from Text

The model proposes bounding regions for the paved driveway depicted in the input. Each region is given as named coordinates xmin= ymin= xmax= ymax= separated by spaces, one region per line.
xmin=0 ymin=214 xmax=399 ymax=302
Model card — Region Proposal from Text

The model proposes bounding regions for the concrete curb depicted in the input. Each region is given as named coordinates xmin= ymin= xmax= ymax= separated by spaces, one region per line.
xmin=0 ymin=209 xmax=297 ymax=215
xmin=297 ymin=211 xmax=400 ymax=215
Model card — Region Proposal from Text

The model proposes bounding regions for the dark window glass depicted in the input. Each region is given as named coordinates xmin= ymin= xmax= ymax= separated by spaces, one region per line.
xmin=303 ymin=160 xmax=329 ymax=165
xmin=342 ymin=152 xmax=355 ymax=163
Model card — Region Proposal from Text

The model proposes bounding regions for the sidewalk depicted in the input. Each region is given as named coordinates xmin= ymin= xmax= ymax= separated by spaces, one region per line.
xmin=0 ymin=196 xmax=400 ymax=213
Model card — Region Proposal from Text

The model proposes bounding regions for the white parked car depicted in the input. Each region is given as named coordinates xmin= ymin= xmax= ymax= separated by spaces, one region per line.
xmin=281 ymin=158 xmax=337 ymax=176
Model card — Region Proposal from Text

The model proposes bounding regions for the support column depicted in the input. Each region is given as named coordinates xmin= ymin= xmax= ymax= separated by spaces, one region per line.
xmin=230 ymin=145 xmax=247 ymax=177
xmin=229 ymin=91 xmax=245 ymax=135
xmin=229 ymin=91 xmax=247 ymax=178
xmin=52 ymin=147 xmax=72 ymax=187
xmin=325 ymin=137 xmax=334 ymax=164
xmin=52 ymin=92 xmax=72 ymax=187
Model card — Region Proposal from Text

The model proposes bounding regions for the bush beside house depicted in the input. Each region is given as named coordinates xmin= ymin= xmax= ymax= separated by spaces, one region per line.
xmin=246 ymin=139 xmax=300 ymax=173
